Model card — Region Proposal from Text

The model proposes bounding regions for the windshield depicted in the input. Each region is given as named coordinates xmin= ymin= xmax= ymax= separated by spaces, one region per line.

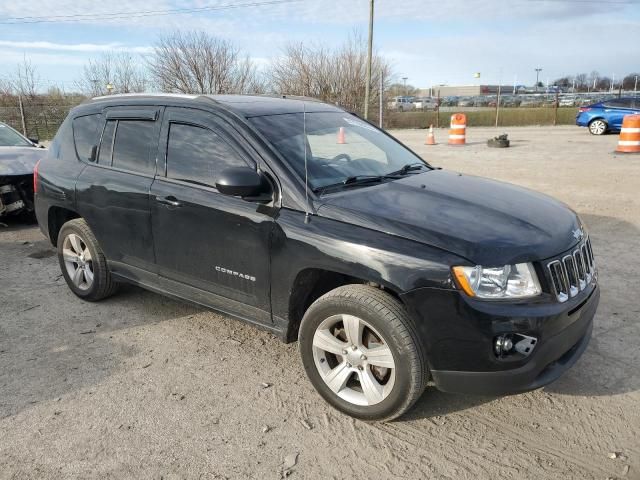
xmin=249 ymin=112 xmax=430 ymax=192
xmin=0 ymin=123 xmax=32 ymax=147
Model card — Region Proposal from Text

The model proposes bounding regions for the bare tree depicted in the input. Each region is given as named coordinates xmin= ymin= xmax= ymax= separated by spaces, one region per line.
xmin=0 ymin=76 xmax=13 ymax=96
xmin=77 ymin=52 xmax=147 ymax=96
xmin=148 ymin=31 xmax=265 ymax=94
xmin=269 ymin=33 xmax=391 ymax=114
xmin=622 ymin=73 xmax=639 ymax=90
xmin=574 ymin=73 xmax=588 ymax=91
xmin=11 ymin=56 xmax=39 ymax=98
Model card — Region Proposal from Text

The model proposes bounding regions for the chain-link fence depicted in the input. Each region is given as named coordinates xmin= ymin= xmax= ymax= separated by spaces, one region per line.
xmin=0 ymin=95 xmax=83 ymax=141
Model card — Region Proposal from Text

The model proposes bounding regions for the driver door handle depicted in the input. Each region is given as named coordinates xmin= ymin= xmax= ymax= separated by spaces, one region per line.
xmin=156 ymin=195 xmax=182 ymax=207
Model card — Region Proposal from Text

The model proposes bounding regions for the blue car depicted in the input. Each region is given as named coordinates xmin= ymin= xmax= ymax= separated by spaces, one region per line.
xmin=576 ymin=97 xmax=640 ymax=135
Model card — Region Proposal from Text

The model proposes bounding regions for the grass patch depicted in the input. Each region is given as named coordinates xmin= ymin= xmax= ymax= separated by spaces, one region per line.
xmin=384 ymin=108 xmax=578 ymax=129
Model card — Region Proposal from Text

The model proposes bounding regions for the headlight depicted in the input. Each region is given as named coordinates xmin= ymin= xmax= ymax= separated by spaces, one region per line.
xmin=452 ymin=263 xmax=541 ymax=299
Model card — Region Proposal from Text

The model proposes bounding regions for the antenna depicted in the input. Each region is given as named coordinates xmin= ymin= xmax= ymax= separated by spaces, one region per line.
xmin=303 ymin=101 xmax=311 ymax=224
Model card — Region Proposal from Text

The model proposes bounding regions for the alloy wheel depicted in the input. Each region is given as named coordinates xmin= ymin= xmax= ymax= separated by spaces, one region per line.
xmin=62 ymin=233 xmax=94 ymax=291
xmin=312 ymin=314 xmax=396 ymax=406
xmin=589 ymin=120 xmax=606 ymax=135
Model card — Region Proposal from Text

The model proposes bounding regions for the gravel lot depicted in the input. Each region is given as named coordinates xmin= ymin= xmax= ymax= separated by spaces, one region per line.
xmin=1 ymin=126 xmax=638 ymax=479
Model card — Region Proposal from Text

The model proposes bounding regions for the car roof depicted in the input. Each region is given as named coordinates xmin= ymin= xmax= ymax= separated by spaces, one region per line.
xmin=84 ymin=93 xmax=342 ymax=118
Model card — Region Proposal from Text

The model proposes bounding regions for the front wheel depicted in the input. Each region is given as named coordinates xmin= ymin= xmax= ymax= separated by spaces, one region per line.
xmin=299 ymin=285 xmax=428 ymax=421
xmin=588 ymin=119 xmax=607 ymax=135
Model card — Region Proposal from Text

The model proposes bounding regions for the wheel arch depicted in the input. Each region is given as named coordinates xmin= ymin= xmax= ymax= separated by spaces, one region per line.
xmin=284 ymin=267 xmax=404 ymax=343
xmin=47 ymin=206 xmax=81 ymax=246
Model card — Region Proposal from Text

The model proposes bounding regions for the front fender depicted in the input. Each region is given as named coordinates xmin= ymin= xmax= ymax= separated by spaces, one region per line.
xmin=270 ymin=209 xmax=464 ymax=321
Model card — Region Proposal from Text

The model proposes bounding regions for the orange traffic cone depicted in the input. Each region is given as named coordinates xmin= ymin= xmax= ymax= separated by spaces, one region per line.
xmin=425 ymin=125 xmax=436 ymax=145
xmin=615 ymin=114 xmax=640 ymax=154
xmin=337 ymin=127 xmax=346 ymax=144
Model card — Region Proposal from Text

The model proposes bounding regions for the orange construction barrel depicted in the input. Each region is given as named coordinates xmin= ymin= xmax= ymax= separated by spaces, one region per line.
xmin=448 ymin=113 xmax=466 ymax=145
xmin=616 ymin=114 xmax=640 ymax=154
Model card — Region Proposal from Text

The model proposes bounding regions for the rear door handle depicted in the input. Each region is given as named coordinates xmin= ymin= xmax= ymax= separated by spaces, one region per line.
xmin=156 ymin=195 xmax=182 ymax=207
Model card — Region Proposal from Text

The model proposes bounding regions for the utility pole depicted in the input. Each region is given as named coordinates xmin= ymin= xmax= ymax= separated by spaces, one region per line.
xmin=635 ymin=75 xmax=638 ymax=95
xmin=379 ymin=69 xmax=384 ymax=129
xmin=18 ymin=95 xmax=27 ymax=136
xmin=535 ymin=68 xmax=542 ymax=92
xmin=363 ymin=0 xmax=374 ymax=120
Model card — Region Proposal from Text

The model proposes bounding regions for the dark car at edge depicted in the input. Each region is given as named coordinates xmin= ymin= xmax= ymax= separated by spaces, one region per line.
xmin=34 ymin=94 xmax=599 ymax=420
xmin=0 ymin=121 xmax=46 ymax=219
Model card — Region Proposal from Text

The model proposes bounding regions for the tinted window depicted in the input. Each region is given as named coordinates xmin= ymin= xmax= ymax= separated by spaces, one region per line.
xmin=98 ymin=120 xmax=116 ymax=165
xmin=603 ymin=98 xmax=633 ymax=108
xmin=166 ymin=123 xmax=247 ymax=187
xmin=112 ymin=120 xmax=156 ymax=174
xmin=72 ymin=114 xmax=102 ymax=161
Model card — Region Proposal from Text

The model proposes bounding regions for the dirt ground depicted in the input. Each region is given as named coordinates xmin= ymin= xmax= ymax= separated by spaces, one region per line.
xmin=1 ymin=126 xmax=639 ymax=480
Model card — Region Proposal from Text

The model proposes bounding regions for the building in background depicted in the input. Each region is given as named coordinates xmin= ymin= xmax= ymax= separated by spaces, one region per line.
xmin=418 ymin=85 xmax=517 ymax=97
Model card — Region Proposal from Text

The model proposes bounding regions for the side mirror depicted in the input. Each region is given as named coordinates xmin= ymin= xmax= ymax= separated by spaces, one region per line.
xmin=28 ymin=136 xmax=39 ymax=145
xmin=216 ymin=167 xmax=271 ymax=199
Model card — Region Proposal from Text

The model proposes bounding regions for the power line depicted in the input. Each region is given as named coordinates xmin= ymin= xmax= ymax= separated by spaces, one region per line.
xmin=0 ymin=0 xmax=303 ymax=25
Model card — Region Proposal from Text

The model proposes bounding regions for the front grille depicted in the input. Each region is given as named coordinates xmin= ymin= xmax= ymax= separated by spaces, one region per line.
xmin=547 ymin=238 xmax=595 ymax=302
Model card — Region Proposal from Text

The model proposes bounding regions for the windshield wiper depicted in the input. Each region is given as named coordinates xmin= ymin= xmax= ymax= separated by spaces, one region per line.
xmin=388 ymin=162 xmax=428 ymax=176
xmin=313 ymin=174 xmax=400 ymax=195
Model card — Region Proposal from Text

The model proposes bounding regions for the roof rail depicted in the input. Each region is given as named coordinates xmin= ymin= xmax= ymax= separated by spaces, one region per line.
xmin=90 ymin=93 xmax=199 ymax=101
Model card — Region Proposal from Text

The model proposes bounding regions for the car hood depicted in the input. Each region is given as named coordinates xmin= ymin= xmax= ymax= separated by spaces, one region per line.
xmin=0 ymin=146 xmax=46 ymax=176
xmin=316 ymin=170 xmax=582 ymax=265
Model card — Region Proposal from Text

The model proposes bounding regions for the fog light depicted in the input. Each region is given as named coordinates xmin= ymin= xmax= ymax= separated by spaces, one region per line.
xmin=494 ymin=335 xmax=513 ymax=356
xmin=494 ymin=334 xmax=538 ymax=358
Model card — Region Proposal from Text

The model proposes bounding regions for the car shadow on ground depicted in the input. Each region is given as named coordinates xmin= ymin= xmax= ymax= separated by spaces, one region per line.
xmin=400 ymin=387 xmax=496 ymax=421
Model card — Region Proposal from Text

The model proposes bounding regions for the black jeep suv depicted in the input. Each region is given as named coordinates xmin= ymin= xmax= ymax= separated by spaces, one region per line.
xmin=35 ymin=94 xmax=599 ymax=420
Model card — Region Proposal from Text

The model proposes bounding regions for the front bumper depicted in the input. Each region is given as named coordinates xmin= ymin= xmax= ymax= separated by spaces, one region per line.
xmin=400 ymin=282 xmax=599 ymax=396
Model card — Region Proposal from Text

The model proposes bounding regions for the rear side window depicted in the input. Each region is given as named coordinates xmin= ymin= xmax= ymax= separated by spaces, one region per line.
xmin=73 ymin=114 xmax=102 ymax=161
xmin=98 ymin=119 xmax=156 ymax=175
xmin=166 ymin=123 xmax=247 ymax=187
xmin=603 ymin=98 xmax=633 ymax=108
xmin=112 ymin=120 xmax=156 ymax=174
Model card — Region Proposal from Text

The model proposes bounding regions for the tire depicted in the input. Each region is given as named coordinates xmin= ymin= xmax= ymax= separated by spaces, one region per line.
xmin=57 ymin=218 xmax=118 ymax=301
xmin=299 ymin=285 xmax=427 ymax=421
xmin=398 ymin=106 xmax=403 ymax=112
xmin=588 ymin=119 xmax=607 ymax=135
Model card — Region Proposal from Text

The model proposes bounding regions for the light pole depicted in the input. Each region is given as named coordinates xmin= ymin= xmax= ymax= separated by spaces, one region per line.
xmin=402 ymin=77 xmax=408 ymax=96
xmin=635 ymin=75 xmax=638 ymax=95
xmin=535 ymin=68 xmax=542 ymax=92
xmin=611 ymin=73 xmax=615 ymax=93
xmin=363 ymin=0 xmax=374 ymax=120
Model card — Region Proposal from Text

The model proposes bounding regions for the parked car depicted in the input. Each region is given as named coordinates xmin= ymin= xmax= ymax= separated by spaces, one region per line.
xmin=388 ymin=96 xmax=415 ymax=112
xmin=576 ymin=97 xmax=640 ymax=135
xmin=412 ymin=97 xmax=439 ymax=111
xmin=35 ymin=94 xmax=599 ymax=421
xmin=501 ymin=96 xmax=521 ymax=107
xmin=559 ymin=96 xmax=577 ymax=107
xmin=0 ymin=122 xmax=46 ymax=219
xmin=519 ymin=97 xmax=542 ymax=107
xmin=440 ymin=96 xmax=458 ymax=107
xmin=457 ymin=97 xmax=474 ymax=107
xmin=472 ymin=96 xmax=489 ymax=107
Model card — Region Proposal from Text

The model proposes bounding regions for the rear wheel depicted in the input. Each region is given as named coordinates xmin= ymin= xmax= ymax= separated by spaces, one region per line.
xmin=588 ymin=119 xmax=607 ymax=135
xmin=57 ymin=218 xmax=118 ymax=301
xmin=299 ymin=285 xmax=427 ymax=421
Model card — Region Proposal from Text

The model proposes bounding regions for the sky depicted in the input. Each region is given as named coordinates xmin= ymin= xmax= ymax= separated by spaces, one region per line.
xmin=0 ymin=0 xmax=638 ymax=92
